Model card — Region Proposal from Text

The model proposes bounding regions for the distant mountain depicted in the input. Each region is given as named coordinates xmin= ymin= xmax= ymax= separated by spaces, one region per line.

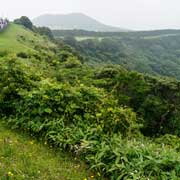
xmin=32 ymin=13 xmax=128 ymax=32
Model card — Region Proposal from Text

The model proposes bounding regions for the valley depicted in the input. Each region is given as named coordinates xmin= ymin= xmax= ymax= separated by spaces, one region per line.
xmin=54 ymin=29 xmax=180 ymax=79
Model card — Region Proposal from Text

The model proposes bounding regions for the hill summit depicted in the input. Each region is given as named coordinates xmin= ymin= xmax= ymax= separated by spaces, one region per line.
xmin=33 ymin=13 xmax=128 ymax=32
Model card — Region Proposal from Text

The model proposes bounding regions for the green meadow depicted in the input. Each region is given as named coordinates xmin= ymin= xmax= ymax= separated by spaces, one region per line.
xmin=0 ymin=121 xmax=94 ymax=180
xmin=0 ymin=24 xmax=55 ymax=53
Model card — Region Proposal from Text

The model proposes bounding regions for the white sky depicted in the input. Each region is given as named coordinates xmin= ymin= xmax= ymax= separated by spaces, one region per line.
xmin=1 ymin=0 xmax=180 ymax=30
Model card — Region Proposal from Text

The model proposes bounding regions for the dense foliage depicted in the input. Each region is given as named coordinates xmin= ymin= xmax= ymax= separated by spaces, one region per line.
xmin=57 ymin=31 xmax=180 ymax=80
xmin=53 ymin=29 xmax=180 ymax=38
xmin=14 ymin=16 xmax=33 ymax=30
xmin=94 ymin=67 xmax=180 ymax=136
xmin=1 ymin=24 xmax=180 ymax=179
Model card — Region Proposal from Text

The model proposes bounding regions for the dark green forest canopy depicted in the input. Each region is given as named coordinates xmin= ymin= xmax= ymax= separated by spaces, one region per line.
xmin=52 ymin=29 xmax=180 ymax=38
xmin=54 ymin=29 xmax=180 ymax=80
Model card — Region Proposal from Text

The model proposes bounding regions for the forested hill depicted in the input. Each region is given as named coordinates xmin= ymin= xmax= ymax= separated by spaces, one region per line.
xmin=53 ymin=29 xmax=180 ymax=38
xmin=1 ymin=20 xmax=180 ymax=179
xmin=55 ymin=29 xmax=180 ymax=80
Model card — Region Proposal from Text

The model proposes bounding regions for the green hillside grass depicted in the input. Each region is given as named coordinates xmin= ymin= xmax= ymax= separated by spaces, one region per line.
xmin=0 ymin=23 xmax=55 ymax=53
xmin=0 ymin=121 xmax=93 ymax=180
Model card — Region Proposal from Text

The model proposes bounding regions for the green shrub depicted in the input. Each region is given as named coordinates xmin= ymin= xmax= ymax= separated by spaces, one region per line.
xmin=1 ymin=52 xmax=180 ymax=180
xmin=0 ymin=50 xmax=9 ymax=57
xmin=64 ymin=57 xmax=82 ymax=68
xmin=16 ymin=52 xmax=29 ymax=58
xmin=0 ymin=56 xmax=40 ymax=115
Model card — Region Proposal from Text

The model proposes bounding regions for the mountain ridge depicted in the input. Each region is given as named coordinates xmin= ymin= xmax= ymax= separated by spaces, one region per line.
xmin=32 ymin=13 xmax=129 ymax=32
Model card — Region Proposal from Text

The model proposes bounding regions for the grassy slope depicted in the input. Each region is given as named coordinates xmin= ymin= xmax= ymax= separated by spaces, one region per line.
xmin=0 ymin=23 xmax=55 ymax=53
xmin=0 ymin=121 xmax=93 ymax=180
xmin=0 ymin=24 xmax=95 ymax=180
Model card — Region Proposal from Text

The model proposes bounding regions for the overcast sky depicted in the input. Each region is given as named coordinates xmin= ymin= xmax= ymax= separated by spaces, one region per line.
xmin=1 ymin=0 xmax=180 ymax=30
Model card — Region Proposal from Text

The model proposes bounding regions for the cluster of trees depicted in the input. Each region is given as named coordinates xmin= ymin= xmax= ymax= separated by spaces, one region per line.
xmin=52 ymin=29 xmax=180 ymax=38
xmin=14 ymin=16 xmax=54 ymax=40
xmin=60 ymin=34 xmax=180 ymax=79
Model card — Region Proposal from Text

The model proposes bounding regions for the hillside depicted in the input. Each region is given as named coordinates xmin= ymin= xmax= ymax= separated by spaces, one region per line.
xmin=58 ymin=30 xmax=180 ymax=79
xmin=0 ymin=23 xmax=96 ymax=179
xmin=0 ymin=121 xmax=92 ymax=179
xmin=0 ymin=23 xmax=55 ymax=53
xmin=33 ymin=13 xmax=128 ymax=32
xmin=1 ymin=22 xmax=180 ymax=179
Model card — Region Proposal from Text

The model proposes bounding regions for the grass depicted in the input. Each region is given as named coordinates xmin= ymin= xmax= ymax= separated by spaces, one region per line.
xmin=0 ymin=121 xmax=94 ymax=180
xmin=0 ymin=23 xmax=55 ymax=53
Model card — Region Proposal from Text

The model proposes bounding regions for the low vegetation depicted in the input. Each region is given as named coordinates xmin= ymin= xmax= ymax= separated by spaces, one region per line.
xmin=0 ymin=121 xmax=92 ymax=180
xmin=0 ymin=23 xmax=55 ymax=53
xmin=1 ymin=22 xmax=180 ymax=179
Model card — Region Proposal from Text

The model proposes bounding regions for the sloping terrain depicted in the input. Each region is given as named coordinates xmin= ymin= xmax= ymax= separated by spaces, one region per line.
xmin=0 ymin=23 xmax=55 ymax=53
xmin=0 ymin=121 xmax=92 ymax=180
xmin=33 ymin=13 xmax=128 ymax=32
xmin=1 ymin=22 xmax=180 ymax=180
xmin=59 ymin=30 xmax=180 ymax=79
xmin=0 ymin=24 xmax=97 ymax=180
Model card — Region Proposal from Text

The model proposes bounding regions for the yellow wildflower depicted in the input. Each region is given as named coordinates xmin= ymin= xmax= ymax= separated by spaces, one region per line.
xmin=8 ymin=171 xmax=14 ymax=176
